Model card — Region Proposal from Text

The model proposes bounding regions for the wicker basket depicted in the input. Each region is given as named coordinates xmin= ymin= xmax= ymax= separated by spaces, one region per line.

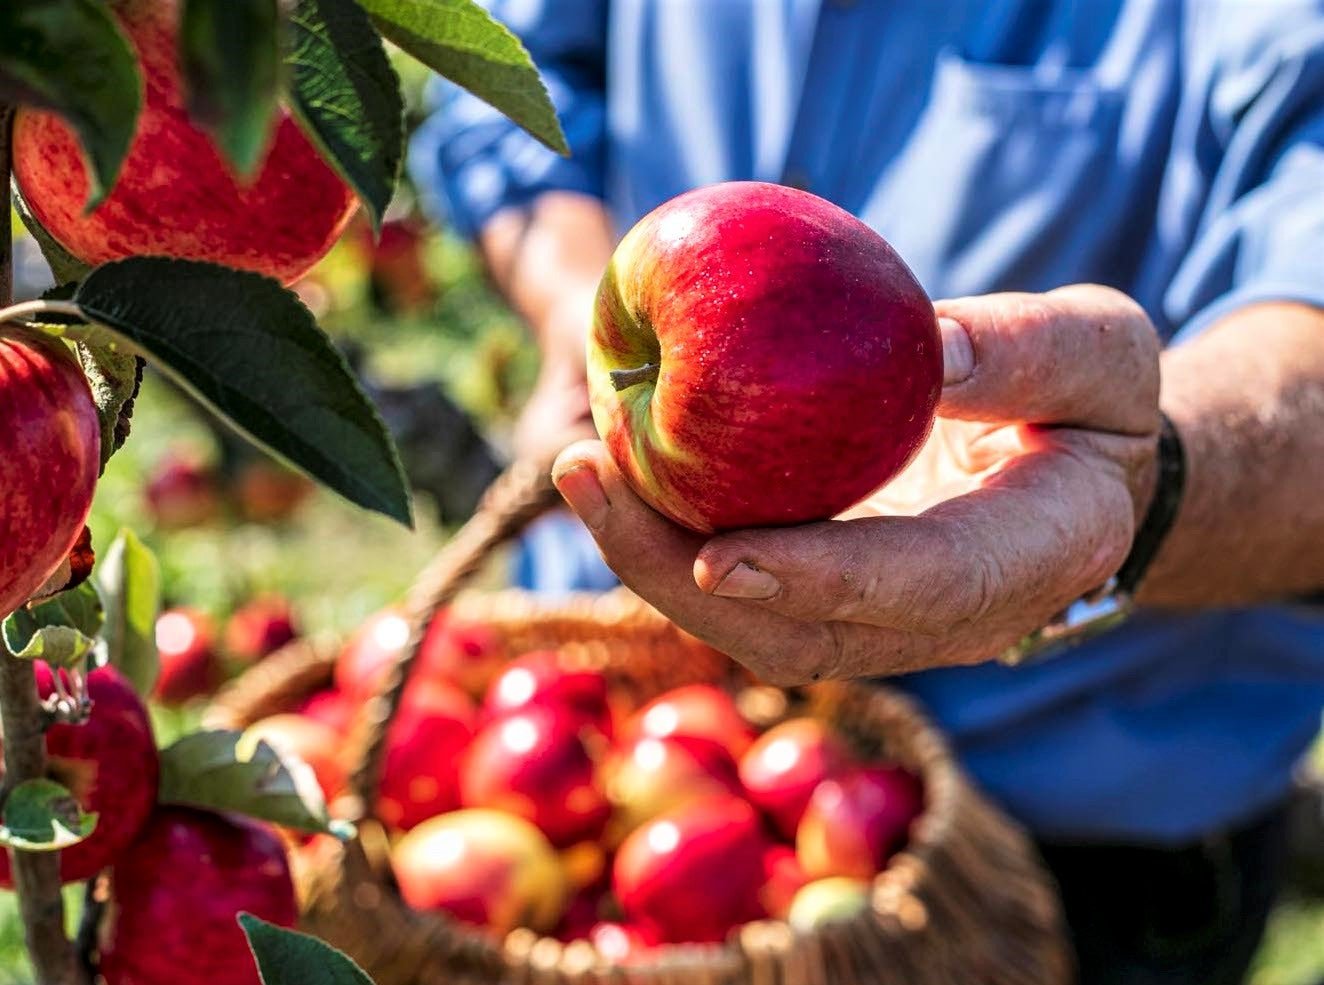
xmin=206 ymin=460 xmax=1075 ymax=985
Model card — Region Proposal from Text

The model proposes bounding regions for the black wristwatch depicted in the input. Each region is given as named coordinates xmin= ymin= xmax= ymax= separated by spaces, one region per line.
xmin=999 ymin=414 xmax=1187 ymax=666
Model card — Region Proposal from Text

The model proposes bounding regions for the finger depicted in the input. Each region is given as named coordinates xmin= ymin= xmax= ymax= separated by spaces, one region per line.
xmin=551 ymin=441 xmax=841 ymax=685
xmin=696 ymin=435 xmax=1136 ymax=632
xmin=936 ymin=284 xmax=1161 ymax=435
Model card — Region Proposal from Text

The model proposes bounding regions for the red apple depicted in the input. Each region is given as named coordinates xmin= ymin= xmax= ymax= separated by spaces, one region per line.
xmin=295 ymin=688 xmax=356 ymax=735
xmin=416 ymin=612 xmax=504 ymax=697
xmin=759 ymin=844 xmax=811 ymax=921
xmin=0 ymin=665 xmax=157 ymax=887
xmin=621 ymin=684 xmax=755 ymax=760
xmin=0 ymin=335 xmax=99 ymax=620
xmin=589 ymin=921 xmax=661 ymax=963
xmin=244 ymin=713 xmax=347 ymax=801
xmin=587 ymin=180 xmax=940 ymax=532
xmin=378 ymin=678 xmax=476 ymax=831
xmin=739 ymin=718 xmax=850 ymax=838
xmin=13 ymin=0 xmax=356 ymax=285
xmin=786 ymin=877 xmax=871 ymax=931
xmin=613 ymin=796 xmax=769 ymax=943
xmin=460 ymin=708 xmax=609 ymax=848
xmin=334 ymin=607 xmax=411 ymax=700
xmin=392 ymin=808 xmax=567 ymax=936
xmin=100 ymin=808 xmax=297 ymax=985
xmin=233 ymin=460 xmax=314 ymax=523
xmin=600 ymin=734 xmax=742 ymax=838
xmin=224 ymin=594 xmax=298 ymax=663
xmin=153 ymin=607 xmax=220 ymax=705
xmin=554 ymin=887 xmax=606 ymax=942
xmin=143 ymin=450 xmax=220 ymax=530
xmin=483 ymin=650 xmax=611 ymax=735
xmin=796 ymin=765 xmax=923 ymax=881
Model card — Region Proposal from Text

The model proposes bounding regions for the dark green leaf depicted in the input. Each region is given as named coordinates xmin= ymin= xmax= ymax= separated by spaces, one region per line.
xmin=158 ymin=730 xmax=350 ymax=837
xmin=0 ymin=0 xmax=142 ymax=208
xmin=181 ymin=0 xmax=281 ymax=178
xmin=285 ymin=0 xmax=404 ymax=229
xmin=93 ymin=529 xmax=161 ymax=695
xmin=2 ymin=584 xmax=103 ymax=667
xmin=353 ymin=0 xmax=567 ymax=155
xmin=12 ymin=181 xmax=94 ymax=286
xmin=0 ymin=779 xmax=97 ymax=852
xmin=72 ymin=258 xmax=411 ymax=524
xmin=240 ymin=914 xmax=376 ymax=985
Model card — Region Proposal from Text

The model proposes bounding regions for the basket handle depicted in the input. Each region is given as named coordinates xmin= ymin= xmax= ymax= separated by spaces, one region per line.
xmin=340 ymin=456 xmax=564 ymax=823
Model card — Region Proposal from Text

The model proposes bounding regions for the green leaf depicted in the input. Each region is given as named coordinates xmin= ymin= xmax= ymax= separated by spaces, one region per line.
xmin=11 ymin=184 xmax=93 ymax=285
xmin=0 ymin=779 xmax=98 ymax=852
xmin=93 ymin=529 xmax=161 ymax=695
xmin=72 ymin=258 xmax=412 ymax=525
xmin=181 ymin=0 xmax=281 ymax=178
xmin=285 ymin=0 xmax=404 ymax=229
xmin=0 ymin=0 xmax=142 ymax=209
xmin=158 ymin=730 xmax=349 ymax=837
xmin=2 ymin=584 xmax=103 ymax=667
xmin=77 ymin=337 xmax=143 ymax=471
xmin=353 ymin=0 xmax=567 ymax=156
xmin=240 ymin=914 xmax=376 ymax=985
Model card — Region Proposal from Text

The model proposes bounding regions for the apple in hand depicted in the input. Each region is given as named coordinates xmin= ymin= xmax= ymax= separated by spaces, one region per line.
xmin=601 ymin=734 xmax=742 ymax=838
xmin=0 ymin=665 xmax=157 ymax=887
xmin=613 ymin=796 xmax=770 ymax=943
xmin=620 ymin=684 xmax=755 ymax=760
xmin=460 ymin=708 xmax=609 ymax=847
xmin=587 ymin=180 xmax=941 ymax=532
xmin=796 ymin=765 xmax=923 ymax=881
xmin=13 ymin=0 xmax=356 ymax=284
xmin=740 ymin=718 xmax=850 ymax=839
xmin=153 ymin=607 xmax=220 ymax=705
xmin=392 ymin=808 xmax=567 ymax=936
xmin=100 ymin=808 xmax=297 ymax=985
xmin=0 ymin=335 xmax=99 ymax=621
xmin=378 ymin=678 xmax=476 ymax=831
xmin=483 ymin=650 xmax=612 ymax=736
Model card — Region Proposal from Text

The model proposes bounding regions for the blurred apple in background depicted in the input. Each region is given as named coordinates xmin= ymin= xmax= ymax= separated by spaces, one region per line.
xmin=620 ymin=684 xmax=755 ymax=760
xmin=334 ymin=607 xmax=412 ymax=700
xmin=154 ymin=607 xmax=220 ymax=705
xmin=224 ymin=594 xmax=298 ymax=663
xmin=758 ymin=844 xmax=811 ymax=921
xmin=417 ymin=613 xmax=504 ymax=697
xmin=786 ymin=877 xmax=871 ymax=931
xmin=233 ymin=460 xmax=314 ymax=523
xmin=294 ymin=689 xmax=356 ymax=735
xmin=392 ymin=809 xmax=567 ymax=936
xmin=244 ymin=713 xmax=347 ymax=800
xmin=613 ymin=796 xmax=769 ymax=943
xmin=797 ymin=765 xmax=923 ymax=881
xmin=740 ymin=718 xmax=850 ymax=839
xmin=378 ymin=679 xmax=476 ymax=830
xmin=483 ymin=650 xmax=612 ymax=736
xmin=601 ymin=734 xmax=743 ymax=839
xmin=460 ymin=708 xmax=610 ymax=848
xmin=144 ymin=449 xmax=220 ymax=530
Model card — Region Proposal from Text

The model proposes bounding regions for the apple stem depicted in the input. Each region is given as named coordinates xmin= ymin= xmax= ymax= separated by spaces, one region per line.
xmin=0 ymin=105 xmax=90 ymax=985
xmin=609 ymin=362 xmax=660 ymax=391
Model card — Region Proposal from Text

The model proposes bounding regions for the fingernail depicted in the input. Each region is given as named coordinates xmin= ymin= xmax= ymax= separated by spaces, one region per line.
xmin=712 ymin=562 xmax=781 ymax=600
xmin=939 ymin=316 xmax=974 ymax=385
xmin=553 ymin=465 xmax=609 ymax=530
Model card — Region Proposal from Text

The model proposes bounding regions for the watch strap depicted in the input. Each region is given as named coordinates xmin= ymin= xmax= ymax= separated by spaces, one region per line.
xmin=1114 ymin=412 xmax=1186 ymax=596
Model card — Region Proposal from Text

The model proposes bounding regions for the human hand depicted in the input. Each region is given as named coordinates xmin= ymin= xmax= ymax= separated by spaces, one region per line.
xmin=551 ymin=285 xmax=1162 ymax=685
xmin=512 ymin=286 xmax=599 ymax=462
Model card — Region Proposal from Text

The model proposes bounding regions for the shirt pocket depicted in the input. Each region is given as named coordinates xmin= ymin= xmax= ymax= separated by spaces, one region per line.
xmin=864 ymin=49 xmax=1128 ymax=299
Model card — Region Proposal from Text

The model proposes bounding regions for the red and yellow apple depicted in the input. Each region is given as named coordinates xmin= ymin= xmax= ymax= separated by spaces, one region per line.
xmin=334 ymin=607 xmax=412 ymax=700
xmin=0 ymin=336 xmax=99 ymax=621
xmin=587 ymin=180 xmax=941 ymax=532
xmin=12 ymin=0 xmax=356 ymax=284
xmin=796 ymin=765 xmax=923 ymax=881
xmin=100 ymin=807 xmax=297 ymax=985
xmin=758 ymin=844 xmax=811 ymax=921
xmin=460 ymin=708 xmax=609 ymax=848
xmin=392 ymin=808 xmax=567 ymax=936
xmin=0 ymin=665 xmax=157 ymax=887
xmin=613 ymin=796 xmax=769 ymax=943
xmin=600 ymin=734 xmax=742 ymax=838
xmin=153 ymin=607 xmax=220 ymax=705
xmin=739 ymin=718 xmax=850 ymax=839
xmin=786 ymin=877 xmax=871 ymax=932
xmin=378 ymin=678 xmax=476 ymax=831
xmin=620 ymin=684 xmax=755 ymax=760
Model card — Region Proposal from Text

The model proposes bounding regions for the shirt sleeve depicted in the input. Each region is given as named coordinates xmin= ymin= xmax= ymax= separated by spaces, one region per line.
xmin=407 ymin=0 xmax=608 ymax=239
xmin=1165 ymin=2 xmax=1324 ymax=340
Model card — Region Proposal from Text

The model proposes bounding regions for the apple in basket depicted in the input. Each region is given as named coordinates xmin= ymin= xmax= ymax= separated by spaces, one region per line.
xmin=619 ymin=684 xmax=756 ymax=760
xmin=482 ymin=650 xmax=613 ymax=736
xmin=600 ymin=733 xmax=743 ymax=838
xmin=392 ymin=808 xmax=568 ymax=936
xmin=378 ymin=678 xmax=477 ymax=830
xmin=797 ymin=765 xmax=924 ymax=881
xmin=739 ymin=717 xmax=852 ymax=839
xmin=786 ymin=876 xmax=872 ymax=931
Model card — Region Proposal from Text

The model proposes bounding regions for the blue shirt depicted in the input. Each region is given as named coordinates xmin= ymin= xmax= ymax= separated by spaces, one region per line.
xmin=411 ymin=0 xmax=1324 ymax=844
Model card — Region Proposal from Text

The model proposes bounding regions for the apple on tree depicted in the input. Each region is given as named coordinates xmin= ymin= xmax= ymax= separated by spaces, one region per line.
xmin=587 ymin=180 xmax=941 ymax=532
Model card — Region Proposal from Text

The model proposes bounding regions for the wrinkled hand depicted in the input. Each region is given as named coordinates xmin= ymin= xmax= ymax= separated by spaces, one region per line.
xmin=552 ymin=285 xmax=1162 ymax=685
